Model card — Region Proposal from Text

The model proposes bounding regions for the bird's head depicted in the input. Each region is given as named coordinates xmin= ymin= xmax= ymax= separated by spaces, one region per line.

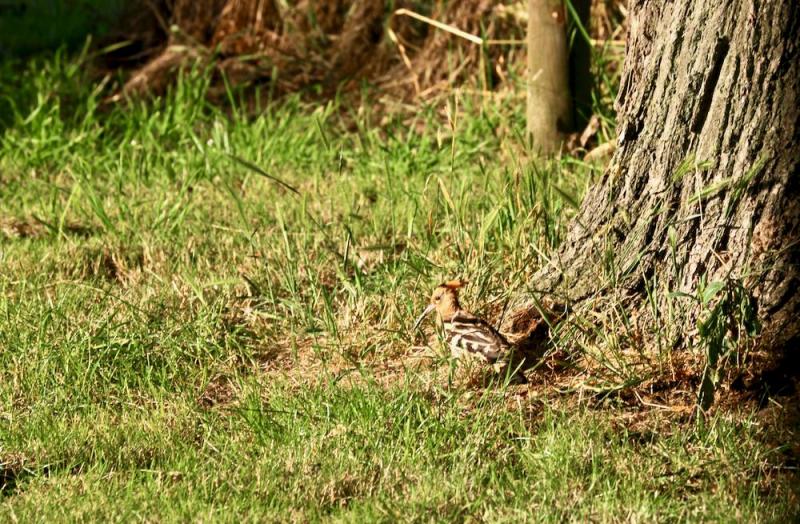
xmin=412 ymin=280 xmax=465 ymax=331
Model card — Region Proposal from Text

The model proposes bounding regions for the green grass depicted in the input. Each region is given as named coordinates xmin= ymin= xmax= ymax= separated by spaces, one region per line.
xmin=0 ymin=54 xmax=796 ymax=522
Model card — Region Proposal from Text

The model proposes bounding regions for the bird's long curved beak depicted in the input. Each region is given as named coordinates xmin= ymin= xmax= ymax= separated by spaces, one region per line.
xmin=412 ymin=304 xmax=435 ymax=332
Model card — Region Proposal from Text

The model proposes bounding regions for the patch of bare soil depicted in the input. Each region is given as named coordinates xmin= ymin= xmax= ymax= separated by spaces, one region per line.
xmin=197 ymin=374 xmax=238 ymax=409
xmin=66 ymin=243 xmax=146 ymax=286
xmin=0 ymin=217 xmax=45 ymax=240
xmin=0 ymin=216 xmax=93 ymax=241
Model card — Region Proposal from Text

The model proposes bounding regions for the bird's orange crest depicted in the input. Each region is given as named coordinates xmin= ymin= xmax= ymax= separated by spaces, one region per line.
xmin=442 ymin=279 xmax=467 ymax=289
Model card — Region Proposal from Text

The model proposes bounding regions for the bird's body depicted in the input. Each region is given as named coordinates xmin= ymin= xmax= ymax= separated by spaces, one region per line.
xmin=443 ymin=310 xmax=509 ymax=365
xmin=413 ymin=280 xmax=526 ymax=383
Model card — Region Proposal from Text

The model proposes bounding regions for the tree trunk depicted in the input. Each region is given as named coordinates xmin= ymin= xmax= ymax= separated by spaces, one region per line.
xmin=507 ymin=1 xmax=799 ymax=368
xmin=526 ymin=0 xmax=573 ymax=153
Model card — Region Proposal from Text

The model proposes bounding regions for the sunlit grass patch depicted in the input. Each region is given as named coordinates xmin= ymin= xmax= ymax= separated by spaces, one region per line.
xmin=0 ymin=53 xmax=797 ymax=521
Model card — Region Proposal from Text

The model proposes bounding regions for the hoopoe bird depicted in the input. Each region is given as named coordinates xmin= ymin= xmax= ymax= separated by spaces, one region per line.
xmin=412 ymin=280 xmax=527 ymax=384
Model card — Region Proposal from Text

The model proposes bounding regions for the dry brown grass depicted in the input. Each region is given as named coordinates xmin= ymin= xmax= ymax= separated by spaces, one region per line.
xmin=106 ymin=0 xmax=528 ymax=104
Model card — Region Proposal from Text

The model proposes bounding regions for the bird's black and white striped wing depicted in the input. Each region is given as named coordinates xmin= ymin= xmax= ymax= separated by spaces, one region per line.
xmin=443 ymin=311 xmax=510 ymax=363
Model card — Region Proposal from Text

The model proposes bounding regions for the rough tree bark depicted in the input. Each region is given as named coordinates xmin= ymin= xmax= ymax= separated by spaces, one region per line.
xmin=506 ymin=1 xmax=799 ymax=361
